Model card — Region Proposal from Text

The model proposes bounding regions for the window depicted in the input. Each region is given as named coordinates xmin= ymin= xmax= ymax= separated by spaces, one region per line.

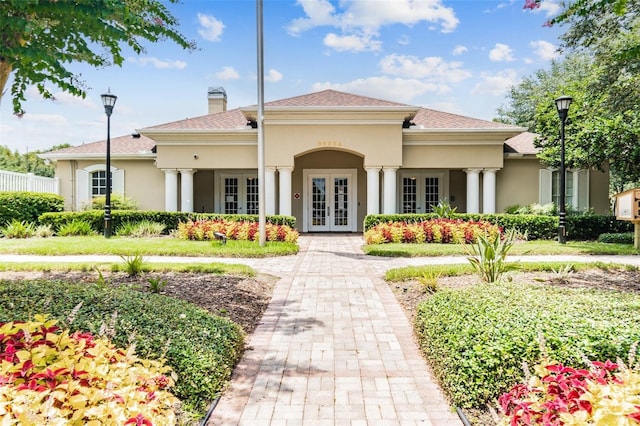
xmin=551 ymin=170 xmax=574 ymax=208
xmin=75 ymin=165 xmax=124 ymax=210
xmin=400 ymin=172 xmax=447 ymax=213
xmin=539 ymin=168 xmax=589 ymax=211
xmin=220 ymin=173 xmax=258 ymax=214
xmin=91 ymin=170 xmax=111 ymax=196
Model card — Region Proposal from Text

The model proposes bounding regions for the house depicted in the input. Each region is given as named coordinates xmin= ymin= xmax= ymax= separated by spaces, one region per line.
xmin=41 ymin=88 xmax=609 ymax=232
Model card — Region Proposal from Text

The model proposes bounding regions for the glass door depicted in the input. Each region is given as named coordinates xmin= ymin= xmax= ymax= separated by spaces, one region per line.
xmin=307 ymin=173 xmax=352 ymax=232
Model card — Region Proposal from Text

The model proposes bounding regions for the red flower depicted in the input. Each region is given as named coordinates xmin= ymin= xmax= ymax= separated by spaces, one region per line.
xmin=124 ymin=414 xmax=153 ymax=426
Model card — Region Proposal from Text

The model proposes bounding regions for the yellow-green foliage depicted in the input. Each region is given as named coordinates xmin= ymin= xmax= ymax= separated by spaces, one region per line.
xmin=175 ymin=219 xmax=299 ymax=243
xmin=0 ymin=316 xmax=180 ymax=425
xmin=364 ymin=219 xmax=501 ymax=244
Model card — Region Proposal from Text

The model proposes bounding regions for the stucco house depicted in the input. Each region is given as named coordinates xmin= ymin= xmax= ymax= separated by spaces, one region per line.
xmin=41 ymin=88 xmax=609 ymax=232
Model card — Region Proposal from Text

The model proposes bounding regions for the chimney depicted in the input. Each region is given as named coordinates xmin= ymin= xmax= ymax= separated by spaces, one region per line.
xmin=208 ymin=87 xmax=227 ymax=114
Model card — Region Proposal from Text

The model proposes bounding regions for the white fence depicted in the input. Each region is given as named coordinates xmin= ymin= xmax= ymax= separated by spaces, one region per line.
xmin=0 ymin=170 xmax=60 ymax=194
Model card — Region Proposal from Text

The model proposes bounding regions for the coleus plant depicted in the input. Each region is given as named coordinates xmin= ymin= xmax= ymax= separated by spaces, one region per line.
xmin=0 ymin=315 xmax=180 ymax=425
xmin=498 ymin=359 xmax=640 ymax=425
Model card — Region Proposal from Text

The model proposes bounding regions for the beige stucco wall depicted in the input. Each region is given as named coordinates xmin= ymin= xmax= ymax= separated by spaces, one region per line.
xmin=54 ymin=159 xmax=163 ymax=211
xmin=403 ymin=145 xmax=504 ymax=169
xmin=155 ymin=145 xmax=257 ymax=169
xmin=589 ymin=166 xmax=611 ymax=214
xmin=497 ymin=158 xmax=542 ymax=213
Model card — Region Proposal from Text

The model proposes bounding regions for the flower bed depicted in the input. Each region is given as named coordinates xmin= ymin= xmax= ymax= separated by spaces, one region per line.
xmin=364 ymin=218 xmax=501 ymax=244
xmin=175 ymin=219 xmax=299 ymax=243
xmin=0 ymin=316 xmax=179 ymax=425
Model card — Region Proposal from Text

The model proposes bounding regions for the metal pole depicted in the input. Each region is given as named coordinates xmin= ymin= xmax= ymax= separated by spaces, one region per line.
xmin=257 ymin=0 xmax=266 ymax=246
xmin=558 ymin=114 xmax=566 ymax=244
xmin=104 ymin=113 xmax=112 ymax=238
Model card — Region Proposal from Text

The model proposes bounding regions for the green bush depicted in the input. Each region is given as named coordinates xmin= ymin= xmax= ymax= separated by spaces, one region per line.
xmin=464 ymin=231 xmax=516 ymax=283
xmin=57 ymin=219 xmax=96 ymax=236
xmin=0 ymin=219 xmax=35 ymax=238
xmin=0 ymin=279 xmax=245 ymax=416
xmin=40 ymin=211 xmax=296 ymax=234
xmin=116 ymin=220 xmax=166 ymax=237
xmin=0 ymin=191 xmax=64 ymax=225
xmin=86 ymin=193 xmax=138 ymax=210
xmin=415 ymin=282 xmax=640 ymax=409
xmin=597 ymin=232 xmax=634 ymax=244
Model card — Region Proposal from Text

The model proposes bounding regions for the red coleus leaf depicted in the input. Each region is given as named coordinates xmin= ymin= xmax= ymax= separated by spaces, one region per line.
xmin=16 ymin=379 xmax=47 ymax=392
xmin=627 ymin=406 xmax=640 ymax=422
xmin=124 ymin=414 xmax=153 ymax=426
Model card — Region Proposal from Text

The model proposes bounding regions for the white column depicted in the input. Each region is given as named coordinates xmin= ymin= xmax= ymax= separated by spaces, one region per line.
xmin=179 ymin=169 xmax=194 ymax=212
xmin=465 ymin=169 xmax=481 ymax=214
xmin=163 ymin=169 xmax=178 ymax=212
xmin=278 ymin=166 xmax=293 ymax=216
xmin=482 ymin=169 xmax=498 ymax=214
xmin=365 ymin=167 xmax=381 ymax=215
xmin=383 ymin=167 xmax=398 ymax=214
xmin=265 ymin=167 xmax=276 ymax=215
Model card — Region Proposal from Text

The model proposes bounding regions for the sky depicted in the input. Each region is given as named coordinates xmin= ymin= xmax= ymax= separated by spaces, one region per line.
xmin=0 ymin=0 xmax=565 ymax=153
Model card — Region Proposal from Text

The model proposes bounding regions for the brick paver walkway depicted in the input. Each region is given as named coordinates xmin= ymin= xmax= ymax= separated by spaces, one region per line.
xmin=208 ymin=234 xmax=462 ymax=425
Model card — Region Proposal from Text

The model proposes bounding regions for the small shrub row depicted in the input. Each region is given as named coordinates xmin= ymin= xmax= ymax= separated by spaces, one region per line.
xmin=498 ymin=359 xmax=640 ymax=425
xmin=414 ymin=281 xmax=640 ymax=409
xmin=0 ymin=191 xmax=64 ymax=226
xmin=364 ymin=213 xmax=633 ymax=241
xmin=175 ymin=219 xmax=299 ymax=243
xmin=363 ymin=219 xmax=501 ymax=244
xmin=0 ymin=280 xmax=245 ymax=416
xmin=0 ymin=316 xmax=179 ymax=425
xmin=86 ymin=193 xmax=139 ymax=210
xmin=39 ymin=211 xmax=296 ymax=234
xmin=598 ymin=232 xmax=634 ymax=244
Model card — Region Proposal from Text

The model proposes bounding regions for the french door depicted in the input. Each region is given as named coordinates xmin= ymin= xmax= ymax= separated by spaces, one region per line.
xmin=304 ymin=169 xmax=357 ymax=232
xmin=220 ymin=174 xmax=258 ymax=214
xmin=400 ymin=172 xmax=446 ymax=213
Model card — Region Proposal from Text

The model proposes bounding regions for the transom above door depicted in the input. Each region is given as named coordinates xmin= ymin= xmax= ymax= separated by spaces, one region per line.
xmin=303 ymin=169 xmax=357 ymax=232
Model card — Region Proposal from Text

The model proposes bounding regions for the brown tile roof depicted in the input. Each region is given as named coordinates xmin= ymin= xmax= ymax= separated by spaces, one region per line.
xmin=264 ymin=89 xmax=411 ymax=107
xmin=411 ymin=108 xmax=520 ymax=130
xmin=47 ymin=134 xmax=155 ymax=155
xmin=143 ymin=109 xmax=249 ymax=131
xmin=504 ymin=132 xmax=540 ymax=154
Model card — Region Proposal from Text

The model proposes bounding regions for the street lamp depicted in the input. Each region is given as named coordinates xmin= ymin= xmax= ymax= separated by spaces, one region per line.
xmin=554 ymin=95 xmax=572 ymax=244
xmin=101 ymin=90 xmax=117 ymax=238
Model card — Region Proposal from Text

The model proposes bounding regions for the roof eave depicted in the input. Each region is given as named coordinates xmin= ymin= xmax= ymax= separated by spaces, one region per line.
xmin=39 ymin=153 xmax=156 ymax=161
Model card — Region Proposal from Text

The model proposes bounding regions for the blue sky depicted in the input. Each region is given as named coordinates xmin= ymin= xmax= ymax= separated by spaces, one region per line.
xmin=0 ymin=0 xmax=564 ymax=153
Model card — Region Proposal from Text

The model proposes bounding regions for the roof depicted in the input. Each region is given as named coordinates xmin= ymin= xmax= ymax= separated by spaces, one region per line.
xmin=143 ymin=109 xmax=248 ymax=131
xmin=42 ymin=134 xmax=155 ymax=156
xmin=264 ymin=89 xmax=411 ymax=107
xmin=411 ymin=108 xmax=519 ymax=130
xmin=504 ymin=132 xmax=539 ymax=154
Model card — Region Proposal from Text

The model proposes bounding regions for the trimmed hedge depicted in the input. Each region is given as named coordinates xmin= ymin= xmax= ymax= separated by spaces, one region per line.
xmin=364 ymin=213 xmax=633 ymax=241
xmin=39 ymin=210 xmax=296 ymax=233
xmin=0 ymin=279 xmax=245 ymax=416
xmin=415 ymin=282 xmax=640 ymax=409
xmin=0 ymin=191 xmax=64 ymax=225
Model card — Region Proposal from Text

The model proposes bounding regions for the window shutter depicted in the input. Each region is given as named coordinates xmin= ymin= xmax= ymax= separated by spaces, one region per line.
xmin=539 ymin=169 xmax=552 ymax=205
xmin=76 ymin=169 xmax=90 ymax=210
xmin=112 ymin=169 xmax=125 ymax=195
xmin=577 ymin=169 xmax=590 ymax=211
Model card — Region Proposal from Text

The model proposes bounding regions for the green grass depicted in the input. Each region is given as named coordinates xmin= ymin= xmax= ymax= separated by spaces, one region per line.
xmin=364 ymin=240 xmax=640 ymax=257
xmin=0 ymin=236 xmax=298 ymax=257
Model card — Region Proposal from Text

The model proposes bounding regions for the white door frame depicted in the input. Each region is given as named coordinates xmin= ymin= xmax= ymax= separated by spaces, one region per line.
xmin=302 ymin=169 xmax=357 ymax=232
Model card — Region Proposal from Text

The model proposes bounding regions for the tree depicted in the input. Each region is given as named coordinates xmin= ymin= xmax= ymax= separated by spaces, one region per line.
xmin=0 ymin=144 xmax=70 ymax=177
xmin=0 ymin=0 xmax=195 ymax=115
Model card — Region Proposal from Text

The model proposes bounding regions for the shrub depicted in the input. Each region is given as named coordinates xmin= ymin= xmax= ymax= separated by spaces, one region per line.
xmin=597 ymin=232 xmax=634 ymax=244
xmin=85 ymin=193 xmax=138 ymax=210
xmin=415 ymin=282 xmax=640 ymax=409
xmin=121 ymin=254 xmax=146 ymax=276
xmin=0 ymin=279 xmax=245 ymax=416
xmin=57 ymin=219 xmax=96 ymax=236
xmin=116 ymin=220 xmax=166 ymax=237
xmin=34 ymin=223 xmax=54 ymax=238
xmin=175 ymin=219 xmax=299 ymax=243
xmin=0 ymin=316 xmax=179 ymax=425
xmin=0 ymin=219 xmax=35 ymax=238
xmin=363 ymin=219 xmax=501 ymax=244
xmin=498 ymin=359 xmax=640 ymax=425
xmin=0 ymin=191 xmax=64 ymax=226
xmin=464 ymin=230 xmax=516 ymax=283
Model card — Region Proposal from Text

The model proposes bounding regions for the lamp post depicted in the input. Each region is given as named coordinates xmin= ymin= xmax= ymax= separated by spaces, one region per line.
xmin=101 ymin=90 xmax=117 ymax=238
xmin=554 ymin=95 xmax=572 ymax=244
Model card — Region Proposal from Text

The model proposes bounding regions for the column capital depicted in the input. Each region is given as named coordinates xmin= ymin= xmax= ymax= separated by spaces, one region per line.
xmin=178 ymin=168 xmax=195 ymax=174
xmin=382 ymin=166 xmax=399 ymax=172
xmin=364 ymin=166 xmax=382 ymax=172
xmin=162 ymin=169 xmax=178 ymax=174
xmin=483 ymin=168 xmax=500 ymax=173
xmin=465 ymin=168 xmax=482 ymax=174
xmin=266 ymin=166 xmax=277 ymax=172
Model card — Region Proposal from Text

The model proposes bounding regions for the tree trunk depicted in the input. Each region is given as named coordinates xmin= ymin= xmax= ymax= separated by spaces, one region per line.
xmin=0 ymin=59 xmax=12 ymax=105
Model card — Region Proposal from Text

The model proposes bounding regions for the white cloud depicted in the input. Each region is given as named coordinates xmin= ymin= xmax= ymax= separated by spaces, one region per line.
xmin=471 ymin=69 xmax=519 ymax=96
xmin=19 ymin=113 xmax=68 ymax=126
xmin=129 ymin=57 xmax=187 ymax=69
xmin=489 ymin=43 xmax=515 ymax=62
xmin=379 ymin=54 xmax=471 ymax=83
xmin=397 ymin=35 xmax=410 ymax=46
xmin=312 ymin=76 xmax=446 ymax=104
xmin=24 ymin=86 xmax=97 ymax=109
xmin=197 ymin=13 xmax=225 ymax=42
xmin=288 ymin=0 xmax=458 ymax=52
xmin=452 ymin=45 xmax=468 ymax=56
xmin=265 ymin=69 xmax=283 ymax=83
xmin=534 ymin=0 xmax=562 ymax=17
xmin=215 ymin=66 xmax=240 ymax=80
xmin=323 ymin=33 xmax=382 ymax=52
xmin=530 ymin=40 xmax=559 ymax=60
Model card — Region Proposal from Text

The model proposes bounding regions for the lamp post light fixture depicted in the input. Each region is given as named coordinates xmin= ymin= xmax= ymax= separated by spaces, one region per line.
xmin=101 ymin=90 xmax=117 ymax=238
xmin=554 ymin=95 xmax=573 ymax=244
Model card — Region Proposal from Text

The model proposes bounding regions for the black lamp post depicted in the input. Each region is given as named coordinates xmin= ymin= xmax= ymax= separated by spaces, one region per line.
xmin=101 ymin=90 xmax=117 ymax=238
xmin=554 ymin=95 xmax=572 ymax=244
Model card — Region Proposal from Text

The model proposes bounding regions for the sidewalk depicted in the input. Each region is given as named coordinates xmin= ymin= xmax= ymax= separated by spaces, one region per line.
xmin=207 ymin=234 xmax=462 ymax=425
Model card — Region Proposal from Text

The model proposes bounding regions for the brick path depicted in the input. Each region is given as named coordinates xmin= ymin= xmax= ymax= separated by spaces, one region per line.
xmin=207 ymin=234 xmax=462 ymax=425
